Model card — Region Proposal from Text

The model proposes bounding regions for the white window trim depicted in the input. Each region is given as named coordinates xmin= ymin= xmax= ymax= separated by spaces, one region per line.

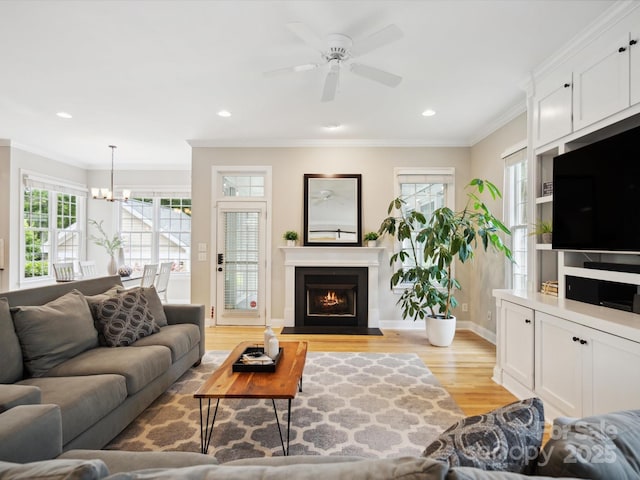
xmin=20 ymin=169 xmax=87 ymax=285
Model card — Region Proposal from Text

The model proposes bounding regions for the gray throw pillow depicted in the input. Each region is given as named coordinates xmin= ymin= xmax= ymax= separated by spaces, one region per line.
xmin=423 ymin=397 xmax=545 ymax=474
xmin=537 ymin=409 xmax=640 ymax=478
xmin=0 ymin=459 xmax=109 ymax=480
xmin=96 ymin=289 xmax=160 ymax=347
xmin=121 ymin=286 xmax=168 ymax=327
xmin=11 ymin=290 xmax=98 ymax=377
xmin=0 ymin=297 xmax=23 ymax=383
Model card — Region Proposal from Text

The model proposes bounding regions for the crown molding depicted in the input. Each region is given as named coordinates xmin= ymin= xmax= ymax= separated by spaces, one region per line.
xmin=187 ymin=138 xmax=470 ymax=148
xmin=468 ymin=100 xmax=527 ymax=146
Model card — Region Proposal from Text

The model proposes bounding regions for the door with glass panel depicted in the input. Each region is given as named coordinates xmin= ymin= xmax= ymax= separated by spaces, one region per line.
xmin=216 ymin=202 xmax=266 ymax=326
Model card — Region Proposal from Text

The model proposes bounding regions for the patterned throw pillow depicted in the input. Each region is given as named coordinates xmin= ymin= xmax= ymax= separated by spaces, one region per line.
xmin=96 ymin=289 xmax=160 ymax=347
xmin=423 ymin=397 xmax=545 ymax=474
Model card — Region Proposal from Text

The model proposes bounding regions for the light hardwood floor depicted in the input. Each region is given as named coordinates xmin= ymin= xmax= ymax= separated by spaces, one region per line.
xmin=204 ymin=326 xmax=518 ymax=417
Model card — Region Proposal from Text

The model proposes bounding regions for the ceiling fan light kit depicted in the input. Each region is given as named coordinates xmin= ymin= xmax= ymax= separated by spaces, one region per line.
xmin=264 ymin=22 xmax=404 ymax=102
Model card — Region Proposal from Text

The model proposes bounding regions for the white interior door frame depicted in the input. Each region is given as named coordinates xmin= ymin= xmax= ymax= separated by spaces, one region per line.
xmin=210 ymin=166 xmax=272 ymax=326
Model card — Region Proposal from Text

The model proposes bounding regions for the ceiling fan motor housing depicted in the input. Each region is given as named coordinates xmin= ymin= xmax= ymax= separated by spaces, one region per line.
xmin=325 ymin=33 xmax=353 ymax=61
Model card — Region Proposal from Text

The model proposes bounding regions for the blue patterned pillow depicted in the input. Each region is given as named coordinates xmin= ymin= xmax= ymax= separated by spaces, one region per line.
xmin=96 ymin=289 xmax=159 ymax=347
xmin=423 ymin=397 xmax=545 ymax=474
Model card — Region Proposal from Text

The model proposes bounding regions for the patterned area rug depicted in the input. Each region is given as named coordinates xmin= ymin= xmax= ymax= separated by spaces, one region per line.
xmin=106 ymin=351 xmax=464 ymax=462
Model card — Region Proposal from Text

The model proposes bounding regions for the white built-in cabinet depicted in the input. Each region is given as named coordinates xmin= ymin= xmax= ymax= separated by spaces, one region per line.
xmin=630 ymin=28 xmax=640 ymax=105
xmin=494 ymin=295 xmax=640 ymax=420
xmin=533 ymin=72 xmax=573 ymax=147
xmin=573 ymin=34 xmax=631 ymax=131
xmin=501 ymin=302 xmax=534 ymax=390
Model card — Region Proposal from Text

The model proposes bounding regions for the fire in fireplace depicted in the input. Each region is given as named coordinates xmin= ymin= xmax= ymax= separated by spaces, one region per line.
xmin=295 ymin=267 xmax=368 ymax=328
xmin=307 ymin=284 xmax=356 ymax=317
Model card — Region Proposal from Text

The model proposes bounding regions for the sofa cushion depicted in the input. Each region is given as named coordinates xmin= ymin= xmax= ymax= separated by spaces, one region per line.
xmin=132 ymin=324 xmax=200 ymax=362
xmin=423 ymin=397 xmax=545 ymax=474
xmin=95 ymin=289 xmax=160 ymax=347
xmin=122 ymin=286 xmax=168 ymax=327
xmin=0 ymin=459 xmax=109 ymax=480
xmin=0 ymin=384 xmax=41 ymax=413
xmin=60 ymin=450 xmax=218 ymax=474
xmin=537 ymin=409 xmax=640 ymax=478
xmin=44 ymin=346 xmax=171 ymax=395
xmin=11 ymin=290 xmax=99 ymax=377
xmin=19 ymin=375 xmax=127 ymax=443
xmin=100 ymin=457 xmax=449 ymax=480
xmin=0 ymin=404 xmax=62 ymax=463
xmin=0 ymin=297 xmax=23 ymax=383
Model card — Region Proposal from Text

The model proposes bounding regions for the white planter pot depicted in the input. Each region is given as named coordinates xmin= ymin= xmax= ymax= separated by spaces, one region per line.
xmin=286 ymin=239 xmax=296 ymax=247
xmin=426 ymin=315 xmax=456 ymax=347
xmin=367 ymin=240 xmax=377 ymax=247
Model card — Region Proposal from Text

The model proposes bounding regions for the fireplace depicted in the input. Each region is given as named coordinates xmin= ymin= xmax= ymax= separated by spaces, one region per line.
xmin=295 ymin=267 xmax=368 ymax=328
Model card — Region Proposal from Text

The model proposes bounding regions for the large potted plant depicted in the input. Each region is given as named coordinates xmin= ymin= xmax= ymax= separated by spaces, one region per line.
xmin=378 ymin=179 xmax=513 ymax=346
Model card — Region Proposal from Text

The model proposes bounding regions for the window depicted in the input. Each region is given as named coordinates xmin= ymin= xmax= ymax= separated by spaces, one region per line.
xmin=394 ymin=168 xmax=455 ymax=274
xmin=119 ymin=195 xmax=191 ymax=274
xmin=21 ymin=173 xmax=85 ymax=280
xmin=504 ymin=146 xmax=528 ymax=290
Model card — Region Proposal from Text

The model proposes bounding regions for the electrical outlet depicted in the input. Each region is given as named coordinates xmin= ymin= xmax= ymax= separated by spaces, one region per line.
xmin=462 ymin=303 xmax=468 ymax=312
xmin=487 ymin=310 xmax=492 ymax=321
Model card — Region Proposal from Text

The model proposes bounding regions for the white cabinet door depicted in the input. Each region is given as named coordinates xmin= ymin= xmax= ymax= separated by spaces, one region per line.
xmin=573 ymin=34 xmax=630 ymax=131
xmin=534 ymin=75 xmax=573 ymax=146
xmin=586 ymin=329 xmax=640 ymax=415
xmin=630 ymin=30 xmax=640 ymax=106
xmin=502 ymin=302 xmax=535 ymax=389
xmin=535 ymin=312 xmax=583 ymax=417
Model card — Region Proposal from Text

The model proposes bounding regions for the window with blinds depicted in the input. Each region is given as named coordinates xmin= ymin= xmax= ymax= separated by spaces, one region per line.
xmin=504 ymin=147 xmax=528 ymax=290
xmin=223 ymin=211 xmax=259 ymax=312
xmin=395 ymin=169 xmax=454 ymax=272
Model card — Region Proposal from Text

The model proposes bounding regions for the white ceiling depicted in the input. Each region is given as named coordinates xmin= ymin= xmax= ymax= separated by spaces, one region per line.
xmin=0 ymin=0 xmax=615 ymax=170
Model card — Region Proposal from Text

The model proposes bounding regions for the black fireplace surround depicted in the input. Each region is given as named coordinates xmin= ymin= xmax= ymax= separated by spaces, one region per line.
xmin=294 ymin=266 xmax=368 ymax=328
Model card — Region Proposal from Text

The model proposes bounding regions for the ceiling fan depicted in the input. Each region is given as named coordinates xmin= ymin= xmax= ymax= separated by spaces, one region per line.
xmin=264 ymin=22 xmax=403 ymax=102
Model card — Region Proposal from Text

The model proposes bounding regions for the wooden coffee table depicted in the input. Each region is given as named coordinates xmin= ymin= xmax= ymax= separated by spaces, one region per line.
xmin=194 ymin=340 xmax=308 ymax=456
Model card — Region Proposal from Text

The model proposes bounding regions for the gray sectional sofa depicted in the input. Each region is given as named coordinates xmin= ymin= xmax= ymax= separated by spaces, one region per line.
xmin=0 ymin=275 xmax=205 ymax=459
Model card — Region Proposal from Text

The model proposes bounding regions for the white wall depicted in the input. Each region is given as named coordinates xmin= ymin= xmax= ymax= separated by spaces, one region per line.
xmin=191 ymin=146 xmax=473 ymax=326
xmin=469 ymin=112 xmax=527 ymax=339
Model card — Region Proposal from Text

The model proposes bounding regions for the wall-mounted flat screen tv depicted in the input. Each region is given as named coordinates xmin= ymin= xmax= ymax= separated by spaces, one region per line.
xmin=552 ymin=123 xmax=640 ymax=252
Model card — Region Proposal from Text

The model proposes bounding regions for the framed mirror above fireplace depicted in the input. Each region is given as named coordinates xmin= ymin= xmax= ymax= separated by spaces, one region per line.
xmin=304 ymin=174 xmax=362 ymax=246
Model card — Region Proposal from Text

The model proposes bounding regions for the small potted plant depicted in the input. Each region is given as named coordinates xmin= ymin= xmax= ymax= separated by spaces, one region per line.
xmin=89 ymin=219 xmax=124 ymax=275
xmin=531 ymin=220 xmax=553 ymax=244
xmin=364 ymin=231 xmax=379 ymax=247
xmin=283 ymin=230 xmax=299 ymax=246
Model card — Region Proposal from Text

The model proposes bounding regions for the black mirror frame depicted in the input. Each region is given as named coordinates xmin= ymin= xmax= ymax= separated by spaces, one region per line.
xmin=303 ymin=173 xmax=362 ymax=247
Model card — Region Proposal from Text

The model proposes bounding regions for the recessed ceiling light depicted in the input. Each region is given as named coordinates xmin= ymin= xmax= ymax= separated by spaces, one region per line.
xmin=217 ymin=110 xmax=231 ymax=118
xmin=422 ymin=109 xmax=436 ymax=117
xmin=324 ymin=124 xmax=342 ymax=131
xmin=56 ymin=112 xmax=72 ymax=119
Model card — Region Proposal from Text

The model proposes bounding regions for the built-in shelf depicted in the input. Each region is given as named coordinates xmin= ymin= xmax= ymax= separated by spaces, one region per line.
xmin=536 ymin=243 xmax=553 ymax=250
xmin=535 ymin=195 xmax=553 ymax=204
xmin=563 ymin=266 xmax=640 ymax=286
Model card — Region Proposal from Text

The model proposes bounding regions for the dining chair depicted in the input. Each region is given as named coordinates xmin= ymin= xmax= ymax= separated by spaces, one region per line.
xmin=155 ymin=262 xmax=172 ymax=302
xmin=52 ymin=262 xmax=75 ymax=282
xmin=79 ymin=260 xmax=98 ymax=278
xmin=140 ymin=264 xmax=158 ymax=288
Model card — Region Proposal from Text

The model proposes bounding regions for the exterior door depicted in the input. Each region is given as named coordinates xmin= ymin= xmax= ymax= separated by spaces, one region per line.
xmin=215 ymin=202 xmax=266 ymax=326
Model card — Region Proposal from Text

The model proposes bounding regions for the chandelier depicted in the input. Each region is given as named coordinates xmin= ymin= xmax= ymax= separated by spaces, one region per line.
xmin=91 ymin=145 xmax=130 ymax=202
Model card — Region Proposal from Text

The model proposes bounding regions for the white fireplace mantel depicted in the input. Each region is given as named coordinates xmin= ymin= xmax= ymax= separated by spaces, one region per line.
xmin=280 ymin=246 xmax=384 ymax=327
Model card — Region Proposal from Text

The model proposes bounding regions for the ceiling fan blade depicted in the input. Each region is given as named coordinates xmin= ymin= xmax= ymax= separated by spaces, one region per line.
xmin=286 ymin=22 xmax=325 ymax=53
xmin=263 ymin=63 xmax=321 ymax=77
xmin=351 ymin=24 xmax=403 ymax=57
xmin=350 ymin=63 xmax=402 ymax=87
xmin=321 ymin=63 xmax=340 ymax=102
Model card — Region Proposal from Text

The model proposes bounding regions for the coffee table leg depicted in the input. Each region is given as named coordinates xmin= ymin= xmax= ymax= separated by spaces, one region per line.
xmin=199 ymin=398 xmax=220 ymax=454
xmin=271 ymin=399 xmax=293 ymax=456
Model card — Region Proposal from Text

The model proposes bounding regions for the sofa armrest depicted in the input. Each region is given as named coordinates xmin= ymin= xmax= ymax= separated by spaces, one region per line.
xmin=164 ymin=304 xmax=205 ymax=358
xmin=0 ymin=404 xmax=63 ymax=463
xmin=0 ymin=384 xmax=41 ymax=413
